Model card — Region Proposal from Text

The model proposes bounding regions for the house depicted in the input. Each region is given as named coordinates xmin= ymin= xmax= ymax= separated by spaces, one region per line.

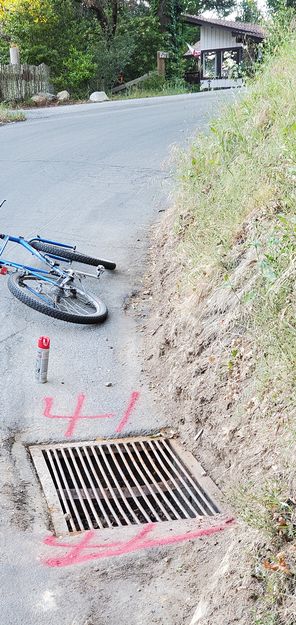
xmin=182 ymin=14 xmax=265 ymax=90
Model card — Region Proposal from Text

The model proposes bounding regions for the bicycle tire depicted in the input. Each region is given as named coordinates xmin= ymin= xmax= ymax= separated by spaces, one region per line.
xmin=8 ymin=272 xmax=108 ymax=324
xmin=30 ymin=241 xmax=116 ymax=270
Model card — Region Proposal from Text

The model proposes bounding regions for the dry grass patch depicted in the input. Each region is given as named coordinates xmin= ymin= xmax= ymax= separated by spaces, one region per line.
xmin=0 ymin=104 xmax=26 ymax=125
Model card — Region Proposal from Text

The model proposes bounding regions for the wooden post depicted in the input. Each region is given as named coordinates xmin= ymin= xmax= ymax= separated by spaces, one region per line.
xmin=157 ymin=51 xmax=169 ymax=77
xmin=10 ymin=45 xmax=20 ymax=65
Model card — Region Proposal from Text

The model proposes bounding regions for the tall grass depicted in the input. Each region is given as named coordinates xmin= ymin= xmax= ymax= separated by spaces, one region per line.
xmin=173 ymin=28 xmax=296 ymax=623
xmin=176 ymin=32 xmax=296 ymax=398
xmin=111 ymin=75 xmax=192 ymax=100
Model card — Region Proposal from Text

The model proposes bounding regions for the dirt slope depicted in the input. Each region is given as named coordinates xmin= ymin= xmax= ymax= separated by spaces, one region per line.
xmin=137 ymin=202 xmax=295 ymax=625
xmin=135 ymin=32 xmax=296 ymax=625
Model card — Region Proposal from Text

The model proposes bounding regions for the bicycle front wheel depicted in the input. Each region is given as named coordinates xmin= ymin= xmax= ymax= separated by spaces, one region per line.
xmin=8 ymin=272 xmax=107 ymax=324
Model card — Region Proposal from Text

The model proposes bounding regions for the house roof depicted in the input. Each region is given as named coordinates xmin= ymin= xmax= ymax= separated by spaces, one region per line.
xmin=184 ymin=41 xmax=201 ymax=57
xmin=182 ymin=14 xmax=266 ymax=40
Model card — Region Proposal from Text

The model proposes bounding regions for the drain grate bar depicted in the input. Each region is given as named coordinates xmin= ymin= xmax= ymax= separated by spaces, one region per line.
xmin=130 ymin=441 xmax=177 ymax=521
xmin=115 ymin=443 xmax=158 ymax=523
xmin=139 ymin=441 xmax=188 ymax=518
xmin=154 ymin=440 xmax=209 ymax=516
xmin=80 ymin=445 xmax=113 ymax=528
xmin=120 ymin=441 xmax=181 ymax=522
xmin=68 ymin=447 xmax=104 ymax=530
xmin=162 ymin=440 xmax=219 ymax=515
xmin=30 ymin=437 xmax=221 ymax=534
xmin=150 ymin=439 xmax=203 ymax=516
xmin=52 ymin=448 xmax=85 ymax=531
xmin=59 ymin=448 xmax=87 ymax=531
xmin=44 ymin=449 xmax=77 ymax=532
xmin=107 ymin=444 xmax=149 ymax=524
xmin=75 ymin=447 xmax=105 ymax=529
xmin=83 ymin=446 xmax=120 ymax=527
xmin=91 ymin=444 xmax=132 ymax=526
xmin=99 ymin=445 xmax=136 ymax=523
xmin=65 ymin=447 xmax=96 ymax=529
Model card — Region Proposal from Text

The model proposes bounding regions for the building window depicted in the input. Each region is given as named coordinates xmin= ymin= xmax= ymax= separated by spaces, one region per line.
xmin=202 ymin=48 xmax=241 ymax=80
xmin=203 ymin=51 xmax=217 ymax=78
xmin=221 ymin=49 xmax=240 ymax=78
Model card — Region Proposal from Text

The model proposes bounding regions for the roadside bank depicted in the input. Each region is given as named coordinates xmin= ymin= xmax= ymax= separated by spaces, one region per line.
xmin=139 ymin=32 xmax=296 ymax=625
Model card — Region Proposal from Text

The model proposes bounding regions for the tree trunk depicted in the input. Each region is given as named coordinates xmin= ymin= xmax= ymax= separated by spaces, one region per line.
xmin=156 ymin=0 xmax=170 ymax=30
xmin=82 ymin=0 xmax=118 ymax=37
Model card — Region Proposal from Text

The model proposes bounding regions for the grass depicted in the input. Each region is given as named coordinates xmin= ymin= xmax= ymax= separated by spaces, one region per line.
xmin=176 ymin=32 xmax=296 ymax=406
xmin=111 ymin=75 xmax=195 ymax=100
xmin=236 ymin=482 xmax=296 ymax=625
xmin=173 ymin=27 xmax=296 ymax=625
xmin=111 ymin=84 xmax=190 ymax=100
xmin=0 ymin=104 xmax=26 ymax=124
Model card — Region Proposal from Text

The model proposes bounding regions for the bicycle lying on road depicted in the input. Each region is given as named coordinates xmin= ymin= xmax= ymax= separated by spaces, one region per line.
xmin=0 ymin=209 xmax=116 ymax=324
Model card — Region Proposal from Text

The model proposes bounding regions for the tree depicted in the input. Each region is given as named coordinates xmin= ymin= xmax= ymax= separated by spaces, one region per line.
xmin=266 ymin=0 xmax=296 ymax=12
xmin=236 ymin=0 xmax=262 ymax=22
xmin=0 ymin=0 xmax=101 ymax=93
xmin=82 ymin=0 xmax=119 ymax=38
xmin=152 ymin=0 xmax=237 ymax=23
xmin=81 ymin=1 xmax=152 ymax=37
xmin=119 ymin=14 xmax=166 ymax=80
xmin=0 ymin=0 xmax=54 ymax=23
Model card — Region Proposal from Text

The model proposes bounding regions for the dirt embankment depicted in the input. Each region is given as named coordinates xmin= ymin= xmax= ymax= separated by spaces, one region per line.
xmin=132 ymin=32 xmax=296 ymax=624
xmin=135 ymin=205 xmax=295 ymax=625
xmin=140 ymin=207 xmax=293 ymax=487
xmin=135 ymin=28 xmax=296 ymax=624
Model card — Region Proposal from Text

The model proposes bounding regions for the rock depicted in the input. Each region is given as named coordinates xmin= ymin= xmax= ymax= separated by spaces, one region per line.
xmin=89 ymin=91 xmax=109 ymax=103
xmin=31 ymin=92 xmax=57 ymax=106
xmin=56 ymin=90 xmax=70 ymax=102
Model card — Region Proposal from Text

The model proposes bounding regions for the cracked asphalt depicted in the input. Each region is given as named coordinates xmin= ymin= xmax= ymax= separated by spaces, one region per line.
xmin=0 ymin=91 xmax=236 ymax=625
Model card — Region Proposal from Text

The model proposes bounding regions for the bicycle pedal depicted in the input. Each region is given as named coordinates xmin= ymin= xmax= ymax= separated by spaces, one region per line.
xmin=97 ymin=265 xmax=105 ymax=277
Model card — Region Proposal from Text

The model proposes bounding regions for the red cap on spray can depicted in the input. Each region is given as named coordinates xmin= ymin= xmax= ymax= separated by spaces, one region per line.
xmin=38 ymin=336 xmax=50 ymax=349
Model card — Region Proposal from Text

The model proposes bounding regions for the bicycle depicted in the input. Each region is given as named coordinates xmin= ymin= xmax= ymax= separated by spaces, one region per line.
xmin=0 ymin=202 xmax=116 ymax=324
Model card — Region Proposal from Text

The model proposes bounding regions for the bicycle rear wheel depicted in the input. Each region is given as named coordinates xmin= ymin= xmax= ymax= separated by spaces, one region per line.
xmin=30 ymin=241 xmax=116 ymax=270
xmin=8 ymin=272 xmax=107 ymax=324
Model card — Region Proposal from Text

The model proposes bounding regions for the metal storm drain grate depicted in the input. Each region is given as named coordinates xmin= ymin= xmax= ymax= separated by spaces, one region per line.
xmin=30 ymin=437 xmax=220 ymax=534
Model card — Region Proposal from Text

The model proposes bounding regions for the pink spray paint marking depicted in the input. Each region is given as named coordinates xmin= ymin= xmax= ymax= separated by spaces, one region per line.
xmin=43 ymin=391 xmax=140 ymax=437
xmin=116 ymin=391 xmax=140 ymax=433
xmin=42 ymin=518 xmax=235 ymax=568
xmin=43 ymin=394 xmax=115 ymax=437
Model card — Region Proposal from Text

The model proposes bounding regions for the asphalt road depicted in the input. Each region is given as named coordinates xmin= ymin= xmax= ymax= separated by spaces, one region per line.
xmin=0 ymin=91 xmax=236 ymax=625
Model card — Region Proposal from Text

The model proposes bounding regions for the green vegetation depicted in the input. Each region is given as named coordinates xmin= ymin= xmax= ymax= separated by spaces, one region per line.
xmin=237 ymin=482 xmax=296 ymax=624
xmin=0 ymin=0 xmax=238 ymax=98
xmin=1 ymin=0 xmax=293 ymax=101
xmin=177 ymin=23 xmax=296 ymax=397
xmin=111 ymin=74 xmax=192 ymax=100
xmin=236 ymin=0 xmax=263 ymax=21
xmin=0 ymin=102 xmax=25 ymax=122
xmin=174 ymin=18 xmax=296 ymax=623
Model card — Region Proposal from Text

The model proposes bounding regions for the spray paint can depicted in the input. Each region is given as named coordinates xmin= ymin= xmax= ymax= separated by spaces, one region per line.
xmin=35 ymin=336 xmax=50 ymax=383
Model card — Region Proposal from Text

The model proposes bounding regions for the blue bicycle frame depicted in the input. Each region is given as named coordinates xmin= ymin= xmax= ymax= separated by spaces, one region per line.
xmin=0 ymin=234 xmax=74 ymax=285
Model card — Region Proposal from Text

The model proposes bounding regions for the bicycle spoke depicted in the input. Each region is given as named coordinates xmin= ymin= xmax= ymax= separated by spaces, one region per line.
xmin=16 ymin=275 xmax=99 ymax=317
xmin=8 ymin=271 xmax=107 ymax=324
xmin=24 ymin=284 xmax=53 ymax=306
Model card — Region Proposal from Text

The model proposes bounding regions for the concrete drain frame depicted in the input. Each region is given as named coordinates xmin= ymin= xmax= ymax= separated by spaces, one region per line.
xmin=30 ymin=436 xmax=224 ymax=536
